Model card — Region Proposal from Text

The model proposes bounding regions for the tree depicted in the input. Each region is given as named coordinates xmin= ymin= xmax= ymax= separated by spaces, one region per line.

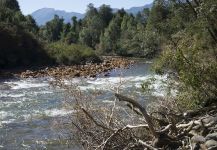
xmin=118 ymin=14 xmax=138 ymax=56
xmin=71 ymin=16 xmax=78 ymax=32
xmin=153 ymin=0 xmax=217 ymax=107
xmin=79 ymin=4 xmax=104 ymax=48
xmin=0 ymin=0 xmax=20 ymax=11
xmin=146 ymin=0 xmax=170 ymax=34
xmin=25 ymin=15 xmax=39 ymax=34
xmin=135 ymin=8 xmax=150 ymax=25
xmin=86 ymin=3 xmax=98 ymax=16
xmin=41 ymin=15 xmax=64 ymax=42
xmin=99 ymin=15 xmax=122 ymax=54
xmin=98 ymin=4 xmax=113 ymax=28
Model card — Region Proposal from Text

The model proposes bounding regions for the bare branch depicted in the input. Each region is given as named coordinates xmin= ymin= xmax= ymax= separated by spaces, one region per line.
xmin=115 ymin=93 xmax=158 ymax=138
xmin=138 ymin=139 xmax=158 ymax=150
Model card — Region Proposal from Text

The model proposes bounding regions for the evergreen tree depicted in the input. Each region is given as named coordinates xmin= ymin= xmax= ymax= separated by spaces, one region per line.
xmin=41 ymin=15 xmax=64 ymax=42
xmin=0 ymin=0 xmax=20 ymax=11
xmin=98 ymin=4 xmax=113 ymax=28
xmin=79 ymin=4 xmax=104 ymax=48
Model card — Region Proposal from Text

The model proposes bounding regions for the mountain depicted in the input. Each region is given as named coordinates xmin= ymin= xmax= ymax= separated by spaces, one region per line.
xmin=126 ymin=3 xmax=153 ymax=14
xmin=32 ymin=8 xmax=84 ymax=25
xmin=32 ymin=3 xmax=153 ymax=26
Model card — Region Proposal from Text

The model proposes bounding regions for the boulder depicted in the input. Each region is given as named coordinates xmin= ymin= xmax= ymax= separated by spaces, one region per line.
xmin=205 ymin=140 xmax=217 ymax=149
xmin=206 ymin=133 xmax=217 ymax=141
xmin=191 ymin=135 xmax=206 ymax=144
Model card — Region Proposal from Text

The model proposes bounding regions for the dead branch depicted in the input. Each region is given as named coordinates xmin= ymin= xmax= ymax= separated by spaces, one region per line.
xmin=160 ymin=124 xmax=173 ymax=133
xmin=115 ymin=94 xmax=183 ymax=149
xmin=177 ymin=121 xmax=195 ymax=138
xmin=115 ymin=93 xmax=158 ymax=138
xmin=102 ymin=124 xmax=150 ymax=150
xmin=138 ymin=139 xmax=158 ymax=150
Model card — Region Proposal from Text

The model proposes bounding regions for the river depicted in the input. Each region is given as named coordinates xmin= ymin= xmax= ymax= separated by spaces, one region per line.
xmin=0 ymin=61 xmax=168 ymax=149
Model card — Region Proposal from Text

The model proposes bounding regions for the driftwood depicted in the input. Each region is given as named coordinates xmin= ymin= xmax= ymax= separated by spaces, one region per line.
xmin=114 ymin=93 xmax=217 ymax=149
xmin=54 ymin=75 xmax=217 ymax=149
xmin=115 ymin=93 xmax=158 ymax=138
xmin=67 ymin=90 xmax=217 ymax=149
xmin=138 ymin=139 xmax=158 ymax=150
xmin=115 ymin=93 xmax=182 ymax=149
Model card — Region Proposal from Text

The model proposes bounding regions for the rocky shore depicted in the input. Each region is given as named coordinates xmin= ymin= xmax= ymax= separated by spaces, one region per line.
xmin=9 ymin=58 xmax=135 ymax=79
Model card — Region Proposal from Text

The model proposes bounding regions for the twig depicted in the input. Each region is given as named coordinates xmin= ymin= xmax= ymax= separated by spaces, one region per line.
xmin=160 ymin=124 xmax=172 ymax=133
xmin=100 ymin=124 xmax=149 ymax=150
xmin=138 ymin=139 xmax=158 ymax=150
xmin=108 ymin=75 xmax=124 ymax=126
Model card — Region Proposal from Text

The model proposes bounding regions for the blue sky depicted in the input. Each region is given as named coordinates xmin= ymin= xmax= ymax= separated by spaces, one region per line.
xmin=17 ymin=0 xmax=153 ymax=15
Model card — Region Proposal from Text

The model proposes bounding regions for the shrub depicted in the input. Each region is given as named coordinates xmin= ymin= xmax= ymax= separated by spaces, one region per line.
xmin=46 ymin=42 xmax=101 ymax=65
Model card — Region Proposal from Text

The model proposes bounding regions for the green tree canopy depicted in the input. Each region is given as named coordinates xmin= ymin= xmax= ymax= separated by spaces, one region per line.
xmin=0 ymin=0 xmax=20 ymax=11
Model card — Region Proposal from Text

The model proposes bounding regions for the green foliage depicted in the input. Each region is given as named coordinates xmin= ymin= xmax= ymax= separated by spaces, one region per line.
xmin=79 ymin=4 xmax=106 ymax=49
xmin=0 ymin=23 xmax=51 ymax=68
xmin=153 ymin=0 xmax=217 ymax=108
xmin=46 ymin=42 xmax=101 ymax=65
xmin=25 ymin=15 xmax=39 ymax=34
xmin=39 ymin=15 xmax=64 ymax=42
xmin=60 ymin=17 xmax=81 ymax=44
xmin=0 ymin=7 xmax=25 ymax=25
xmin=0 ymin=0 xmax=20 ymax=11
xmin=79 ymin=15 xmax=104 ymax=48
xmin=0 ymin=0 xmax=53 ymax=68
xmin=98 ymin=4 xmax=113 ymax=27
xmin=97 ymin=2 xmax=166 ymax=57
xmin=98 ymin=15 xmax=122 ymax=54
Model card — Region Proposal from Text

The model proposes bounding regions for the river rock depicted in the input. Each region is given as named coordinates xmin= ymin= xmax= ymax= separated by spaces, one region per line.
xmin=206 ymin=133 xmax=217 ymax=141
xmin=104 ymin=72 xmax=110 ymax=77
xmin=191 ymin=135 xmax=206 ymax=144
xmin=205 ymin=140 xmax=217 ymax=149
xmin=16 ymin=57 xmax=135 ymax=78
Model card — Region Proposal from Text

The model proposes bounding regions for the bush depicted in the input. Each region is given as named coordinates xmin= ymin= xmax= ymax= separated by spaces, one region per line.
xmin=46 ymin=42 xmax=101 ymax=65
xmin=0 ymin=23 xmax=52 ymax=68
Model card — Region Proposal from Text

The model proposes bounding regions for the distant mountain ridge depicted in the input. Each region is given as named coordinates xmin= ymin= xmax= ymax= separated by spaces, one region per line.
xmin=32 ymin=8 xmax=84 ymax=25
xmin=126 ymin=3 xmax=153 ymax=14
xmin=31 ymin=3 xmax=152 ymax=26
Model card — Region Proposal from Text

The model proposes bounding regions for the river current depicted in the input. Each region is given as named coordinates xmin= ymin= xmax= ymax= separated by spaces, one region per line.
xmin=0 ymin=61 xmax=168 ymax=149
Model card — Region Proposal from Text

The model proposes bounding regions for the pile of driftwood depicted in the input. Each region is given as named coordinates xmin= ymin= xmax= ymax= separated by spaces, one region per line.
xmin=113 ymin=94 xmax=217 ymax=150
xmin=64 ymin=92 xmax=217 ymax=150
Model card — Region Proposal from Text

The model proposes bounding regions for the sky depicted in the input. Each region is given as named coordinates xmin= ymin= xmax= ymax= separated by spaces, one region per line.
xmin=17 ymin=0 xmax=153 ymax=15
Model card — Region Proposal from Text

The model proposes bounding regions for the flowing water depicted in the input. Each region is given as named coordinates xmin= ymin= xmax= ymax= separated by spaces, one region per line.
xmin=0 ymin=61 xmax=168 ymax=149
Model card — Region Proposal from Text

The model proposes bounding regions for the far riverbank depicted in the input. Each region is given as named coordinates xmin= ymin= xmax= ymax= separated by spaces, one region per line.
xmin=0 ymin=57 xmax=138 ymax=79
